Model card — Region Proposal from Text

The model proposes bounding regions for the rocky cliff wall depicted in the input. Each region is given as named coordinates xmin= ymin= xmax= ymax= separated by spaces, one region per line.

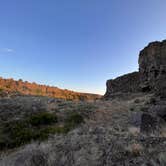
xmin=105 ymin=40 xmax=166 ymax=98
xmin=104 ymin=72 xmax=140 ymax=98
xmin=139 ymin=40 xmax=166 ymax=97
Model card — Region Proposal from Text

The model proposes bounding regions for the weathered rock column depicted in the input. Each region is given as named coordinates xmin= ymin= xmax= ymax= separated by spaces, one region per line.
xmin=139 ymin=40 xmax=166 ymax=97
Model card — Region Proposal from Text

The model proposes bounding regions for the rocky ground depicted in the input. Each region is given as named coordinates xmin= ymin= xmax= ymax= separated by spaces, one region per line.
xmin=0 ymin=93 xmax=165 ymax=166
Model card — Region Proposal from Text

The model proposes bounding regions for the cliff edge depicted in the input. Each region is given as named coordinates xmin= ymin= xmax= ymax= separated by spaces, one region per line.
xmin=105 ymin=40 xmax=166 ymax=98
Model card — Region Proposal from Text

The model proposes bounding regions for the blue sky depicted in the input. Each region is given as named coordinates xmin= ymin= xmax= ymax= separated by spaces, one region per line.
xmin=0 ymin=0 xmax=166 ymax=94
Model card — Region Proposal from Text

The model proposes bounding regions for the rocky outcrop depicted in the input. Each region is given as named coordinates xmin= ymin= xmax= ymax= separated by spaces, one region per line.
xmin=105 ymin=40 xmax=166 ymax=135
xmin=105 ymin=40 xmax=166 ymax=98
xmin=104 ymin=72 xmax=140 ymax=98
xmin=139 ymin=40 xmax=166 ymax=97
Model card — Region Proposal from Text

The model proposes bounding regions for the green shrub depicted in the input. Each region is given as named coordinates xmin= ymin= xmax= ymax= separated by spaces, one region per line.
xmin=38 ymin=126 xmax=68 ymax=136
xmin=64 ymin=113 xmax=84 ymax=132
xmin=29 ymin=112 xmax=57 ymax=126
xmin=76 ymin=104 xmax=96 ymax=112
xmin=65 ymin=113 xmax=84 ymax=125
xmin=130 ymin=107 xmax=135 ymax=111
xmin=0 ymin=112 xmax=58 ymax=150
xmin=0 ymin=135 xmax=7 ymax=150
xmin=0 ymin=112 xmax=84 ymax=150
xmin=134 ymin=99 xmax=141 ymax=103
xmin=33 ymin=128 xmax=50 ymax=141
xmin=2 ymin=120 xmax=34 ymax=148
xmin=32 ymin=126 xmax=70 ymax=141
xmin=0 ymin=88 xmax=3 ymax=92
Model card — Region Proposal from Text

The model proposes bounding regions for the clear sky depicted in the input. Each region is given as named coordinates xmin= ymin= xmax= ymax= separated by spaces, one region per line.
xmin=0 ymin=0 xmax=166 ymax=94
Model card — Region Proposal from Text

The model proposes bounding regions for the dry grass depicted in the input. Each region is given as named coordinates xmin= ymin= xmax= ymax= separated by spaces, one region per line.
xmin=128 ymin=126 xmax=140 ymax=136
xmin=0 ymin=93 xmax=165 ymax=166
xmin=126 ymin=143 xmax=143 ymax=156
xmin=160 ymin=125 xmax=166 ymax=137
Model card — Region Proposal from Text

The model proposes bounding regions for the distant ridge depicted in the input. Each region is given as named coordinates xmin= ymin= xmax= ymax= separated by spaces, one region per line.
xmin=0 ymin=77 xmax=101 ymax=100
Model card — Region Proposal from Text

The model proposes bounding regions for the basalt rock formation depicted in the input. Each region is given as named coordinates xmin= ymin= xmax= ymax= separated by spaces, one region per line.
xmin=139 ymin=40 xmax=166 ymax=97
xmin=105 ymin=40 xmax=166 ymax=136
xmin=104 ymin=72 xmax=140 ymax=98
xmin=105 ymin=40 xmax=166 ymax=98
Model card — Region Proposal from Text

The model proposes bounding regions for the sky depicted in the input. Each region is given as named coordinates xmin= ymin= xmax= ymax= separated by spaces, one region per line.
xmin=0 ymin=0 xmax=166 ymax=94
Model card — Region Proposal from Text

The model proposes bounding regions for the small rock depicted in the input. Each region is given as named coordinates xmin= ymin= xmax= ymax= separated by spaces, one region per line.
xmin=130 ymin=112 xmax=142 ymax=127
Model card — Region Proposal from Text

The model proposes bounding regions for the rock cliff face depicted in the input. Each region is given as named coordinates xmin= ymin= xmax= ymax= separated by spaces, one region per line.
xmin=105 ymin=40 xmax=166 ymax=98
xmin=139 ymin=40 xmax=166 ymax=97
xmin=104 ymin=72 xmax=140 ymax=98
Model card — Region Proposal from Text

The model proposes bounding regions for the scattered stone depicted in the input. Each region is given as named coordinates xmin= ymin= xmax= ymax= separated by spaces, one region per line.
xmin=130 ymin=112 xmax=142 ymax=127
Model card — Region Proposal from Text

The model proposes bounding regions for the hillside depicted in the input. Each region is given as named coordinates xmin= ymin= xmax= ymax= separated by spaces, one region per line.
xmin=0 ymin=77 xmax=101 ymax=100
xmin=0 ymin=93 xmax=166 ymax=166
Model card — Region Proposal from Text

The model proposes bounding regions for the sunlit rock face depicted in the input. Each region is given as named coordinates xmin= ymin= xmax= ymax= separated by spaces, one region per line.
xmin=139 ymin=40 xmax=166 ymax=97
xmin=105 ymin=40 xmax=166 ymax=98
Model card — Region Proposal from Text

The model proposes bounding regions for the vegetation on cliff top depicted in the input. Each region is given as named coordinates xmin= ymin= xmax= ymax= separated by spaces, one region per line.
xmin=0 ymin=77 xmax=101 ymax=100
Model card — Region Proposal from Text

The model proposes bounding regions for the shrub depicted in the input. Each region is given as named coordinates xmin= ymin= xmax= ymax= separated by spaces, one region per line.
xmin=65 ymin=113 xmax=84 ymax=125
xmin=2 ymin=120 xmax=34 ymax=148
xmin=38 ymin=126 xmax=68 ymax=136
xmin=134 ymin=99 xmax=141 ymax=103
xmin=148 ymin=97 xmax=156 ymax=105
xmin=0 ymin=112 xmax=84 ymax=150
xmin=64 ymin=113 xmax=84 ymax=132
xmin=76 ymin=103 xmax=96 ymax=112
xmin=29 ymin=112 xmax=57 ymax=126
xmin=0 ymin=88 xmax=3 ymax=92
xmin=130 ymin=107 xmax=135 ymax=111
xmin=0 ymin=112 xmax=58 ymax=150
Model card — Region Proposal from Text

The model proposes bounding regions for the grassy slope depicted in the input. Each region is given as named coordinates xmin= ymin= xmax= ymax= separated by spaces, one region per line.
xmin=0 ymin=93 xmax=166 ymax=165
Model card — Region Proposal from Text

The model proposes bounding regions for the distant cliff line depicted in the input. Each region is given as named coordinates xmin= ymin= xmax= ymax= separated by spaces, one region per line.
xmin=0 ymin=77 xmax=101 ymax=100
